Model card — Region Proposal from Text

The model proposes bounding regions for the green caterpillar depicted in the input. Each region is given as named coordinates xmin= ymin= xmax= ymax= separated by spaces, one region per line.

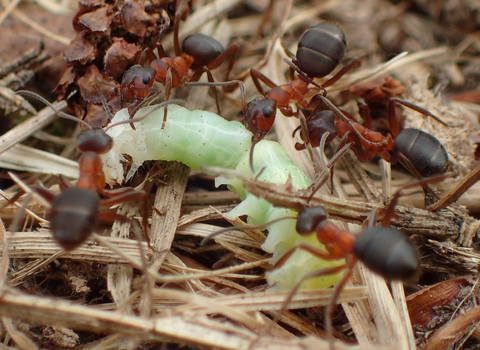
xmin=102 ymin=104 xmax=345 ymax=289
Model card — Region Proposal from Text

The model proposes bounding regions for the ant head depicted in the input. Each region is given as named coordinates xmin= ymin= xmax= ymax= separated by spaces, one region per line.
xmin=121 ymin=65 xmax=157 ymax=100
xmin=245 ymin=97 xmax=277 ymax=141
xmin=77 ymin=129 xmax=114 ymax=154
xmin=295 ymin=206 xmax=328 ymax=236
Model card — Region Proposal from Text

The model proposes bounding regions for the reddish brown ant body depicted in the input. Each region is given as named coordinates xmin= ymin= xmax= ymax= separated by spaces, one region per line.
xmin=249 ymin=22 xmax=358 ymax=118
xmin=266 ymin=177 xmax=448 ymax=349
xmin=243 ymin=22 xmax=360 ymax=166
xmin=122 ymin=0 xmax=244 ymax=128
xmin=48 ymin=150 xmax=149 ymax=251
xmin=4 ymin=92 xmax=179 ymax=251
xmin=246 ymin=22 xmax=449 ymax=183
xmin=296 ymin=97 xmax=449 ymax=182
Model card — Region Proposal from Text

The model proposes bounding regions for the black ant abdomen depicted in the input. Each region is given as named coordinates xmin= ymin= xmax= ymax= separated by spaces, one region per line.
xmin=393 ymin=128 xmax=449 ymax=177
xmin=294 ymin=22 xmax=347 ymax=78
xmin=353 ymin=226 xmax=419 ymax=280
xmin=182 ymin=33 xmax=225 ymax=69
xmin=49 ymin=188 xmax=100 ymax=251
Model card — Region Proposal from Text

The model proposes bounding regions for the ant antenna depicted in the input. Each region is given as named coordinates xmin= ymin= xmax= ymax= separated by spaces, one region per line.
xmin=17 ymin=90 xmax=92 ymax=129
xmin=103 ymin=99 xmax=185 ymax=132
xmin=200 ymin=216 xmax=295 ymax=246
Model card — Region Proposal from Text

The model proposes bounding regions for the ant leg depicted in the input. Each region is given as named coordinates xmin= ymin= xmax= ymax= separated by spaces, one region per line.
xmin=136 ymin=48 xmax=157 ymax=65
xmin=105 ymin=99 xmax=185 ymax=133
xmin=274 ymin=243 xmax=342 ymax=269
xmin=99 ymin=211 xmax=149 ymax=273
xmin=189 ymin=67 xmax=221 ymax=114
xmin=207 ymin=43 xmax=239 ymax=82
xmin=357 ymin=98 xmax=373 ymax=130
xmin=381 ymin=173 xmax=450 ymax=226
xmin=185 ymin=80 xmax=247 ymax=116
xmin=249 ymin=264 xmax=347 ymax=350
xmin=283 ymin=59 xmax=327 ymax=95
xmin=0 ymin=185 xmax=55 ymax=213
xmin=325 ymin=255 xmax=357 ymax=350
xmin=387 ymin=98 xmax=448 ymax=137
xmin=250 ymin=68 xmax=278 ymax=96
xmin=172 ymin=0 xmax=189 ymax=57
xmin=201 ymin=216 xmax=295 ymax=245
xmin=155 ymin=43 xmax=166 ymax=58
xmin=428 ymin=164 xmax=480 ymax=211
xmin=321 ymin=57 xmax=361 ymax=88
xmin=315 ymin=94 xmax=388 ymax=148
xmin=1 ymin=175 xmax=55 ymax=231
xmin=100 ymin=188 xmax=151 ymax=245
xmin=395 ymin=152 xmax=442 ymax=203
xmin=16 ymin=90 xmax=92 ymax=129
xmin=58 ymin=175 xmax=74 ymax=190
xmin=307 ymin=141 xmax=353 ymax=202
xmin=95 ymin=84 xmax=115 ymax=126
xmin=161 ymin=68 xmax=182 ymax=129
xmin=206 ymin=68 xmax=221 ymax=114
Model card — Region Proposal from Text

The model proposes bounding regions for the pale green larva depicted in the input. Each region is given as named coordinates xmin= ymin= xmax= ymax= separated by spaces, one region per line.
xmin=102 ymin=104 xmax=345 ymax=290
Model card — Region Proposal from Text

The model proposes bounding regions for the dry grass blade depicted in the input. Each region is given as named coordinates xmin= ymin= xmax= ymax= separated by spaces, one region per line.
xmin=0 ymin=144 xmax=78 ymax=177
xmin=0 ymin=101 xmax=66 ymax=155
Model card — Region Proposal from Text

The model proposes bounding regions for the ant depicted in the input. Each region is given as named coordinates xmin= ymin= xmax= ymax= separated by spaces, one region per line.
xmin=5 ymin=91 xmax=179 ymax=251
xmin=255 ymin=176 xmax=445 ymax=349
xmin=243 ymin=23 xmax=366 ymax=171
xmin=295 ymin=97 xmax=449 ymax=194
xmin=202 ymin=175 xmax=447 ymax=349
xmin=249 ymin=22 xmax=359 ymax=119
xmin=122 ymin=0 xmax=245 ymax=129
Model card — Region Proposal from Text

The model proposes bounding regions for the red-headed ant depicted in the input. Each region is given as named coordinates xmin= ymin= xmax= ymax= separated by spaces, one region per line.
xmin=295 ymin=97 xmax=449 ymax=200
xmin=4 ymin=91 xmax=181 ymax=251
xmin=229 ymin=175 xmax=447 ymax=350
xmin=122 ymin=0 xmax=245 ymax=129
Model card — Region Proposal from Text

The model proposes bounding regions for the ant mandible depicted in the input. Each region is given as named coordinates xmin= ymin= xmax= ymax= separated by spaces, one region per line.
xmin=121 ymin=0 xmax=245 ymax=129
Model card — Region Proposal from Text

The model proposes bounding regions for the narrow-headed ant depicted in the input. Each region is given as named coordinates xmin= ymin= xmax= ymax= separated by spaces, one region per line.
xmin=249 ymin=22 xmax=359 ymax=118
xmin=4 ymin=91 xmax=180 ymax=251
xmin=244 ymin=176 xmax=445 ymax=350
xmin=122 ymin=0 xmax=245 ymax=129
xmin=295 ymin=97 xmax=449 ymax=195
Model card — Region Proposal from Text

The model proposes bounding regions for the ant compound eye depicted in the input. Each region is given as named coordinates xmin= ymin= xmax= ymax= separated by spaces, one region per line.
xmin=142 ymin=73 xmax=151 ymax=85
xmin=263 ymin=107 xmax=272 ymax=118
